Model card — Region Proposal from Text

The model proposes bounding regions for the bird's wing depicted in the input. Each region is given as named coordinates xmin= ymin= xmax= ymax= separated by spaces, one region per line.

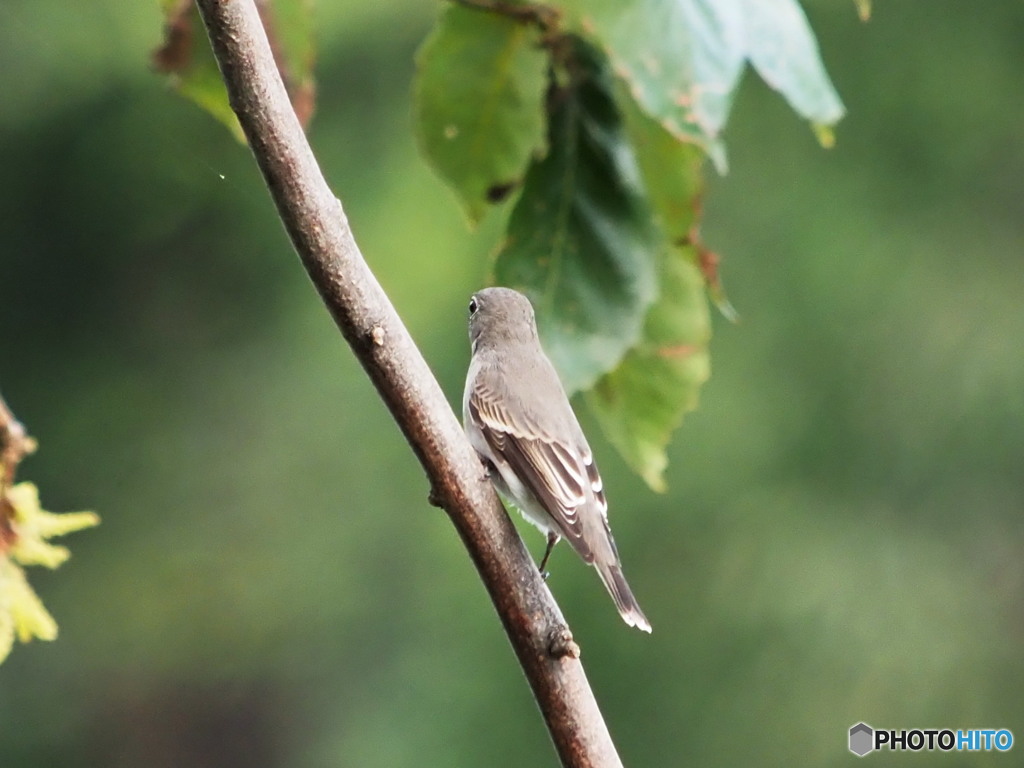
xmin=469 ymin=377 xmax=603 ymax=559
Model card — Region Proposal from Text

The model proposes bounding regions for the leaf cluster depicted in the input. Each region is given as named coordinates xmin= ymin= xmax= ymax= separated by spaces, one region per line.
xmin=413 ymin=0 xmax=843 ymax=487
xmin=153 ymin=0 xmax=843 ymax=487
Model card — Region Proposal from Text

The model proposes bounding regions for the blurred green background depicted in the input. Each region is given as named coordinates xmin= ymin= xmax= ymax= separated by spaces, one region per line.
xmin=1 ymin=1 xmax=1021 ymax=766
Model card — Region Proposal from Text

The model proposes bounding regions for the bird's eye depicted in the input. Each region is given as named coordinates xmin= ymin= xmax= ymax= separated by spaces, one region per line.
xmin=468 ymin=297 xmax=479 ymax=315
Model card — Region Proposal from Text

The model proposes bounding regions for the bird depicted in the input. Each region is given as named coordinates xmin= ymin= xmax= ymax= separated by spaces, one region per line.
xmin=462 ymin=287 xmax=651 ymax=632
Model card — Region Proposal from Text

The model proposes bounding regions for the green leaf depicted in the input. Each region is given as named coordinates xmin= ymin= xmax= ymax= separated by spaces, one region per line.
xmin=562 ymin=0 xmax=843 ymax=163
xmin=153 ymin=0 xmax=317 ymax=143
xmin=565 ymin=0 xmax=745 ymax=156
xmin=619 ymin=94 xmax=739 ymax=322
xmin=153 ymin=0 xmax=244 ymax=142
xmin=588 ymin=246 xmax=711 ymax=492
xmin=584 ymin=98 xmax=711 ymax=490
xmin=414 ymin=6 xmax=549 ymax=224
xmin=494 ymin=40 xmax=659 ymax=393
xmin=739 ymin=0 xmax=845 ymax=128
xmin=617 ymin=87 xmax=705 ymax=244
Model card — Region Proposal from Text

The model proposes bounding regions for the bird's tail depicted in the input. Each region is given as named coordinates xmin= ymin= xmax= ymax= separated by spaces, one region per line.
xmin=595 ymin=561 xmax=652 ymax=633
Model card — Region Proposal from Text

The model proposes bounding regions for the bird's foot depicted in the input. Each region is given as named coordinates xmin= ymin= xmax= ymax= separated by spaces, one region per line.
xmin=537 ymin=532 xmax=559 ymax=576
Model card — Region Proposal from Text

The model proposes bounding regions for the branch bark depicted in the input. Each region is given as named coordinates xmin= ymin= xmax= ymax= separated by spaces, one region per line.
xmin=193 ymin=2 xmax=624 ymax=766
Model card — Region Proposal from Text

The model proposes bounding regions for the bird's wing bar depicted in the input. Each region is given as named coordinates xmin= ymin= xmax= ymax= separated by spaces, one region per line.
xmin=469 ymin=386 xmax=593 ymax=558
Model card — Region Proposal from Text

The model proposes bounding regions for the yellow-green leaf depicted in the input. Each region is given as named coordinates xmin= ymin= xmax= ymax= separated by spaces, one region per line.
xmin=0 ymin=481 xmax=98 ymax=665
xmin=0 ymin=557 xmax=59 ymax=663
xmin=7 ymin=482 xmax=99 ymax=568
xmin=588 ymin=246 xmax=711 ymax=491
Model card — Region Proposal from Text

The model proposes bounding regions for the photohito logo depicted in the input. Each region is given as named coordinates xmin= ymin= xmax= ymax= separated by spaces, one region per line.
xmin=848 ymin=723 xmax=1013 ymax=757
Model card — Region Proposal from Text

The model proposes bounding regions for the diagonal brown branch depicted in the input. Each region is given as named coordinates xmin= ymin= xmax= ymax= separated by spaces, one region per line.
xmin=193 ymin=1 xmax=624 ymax=766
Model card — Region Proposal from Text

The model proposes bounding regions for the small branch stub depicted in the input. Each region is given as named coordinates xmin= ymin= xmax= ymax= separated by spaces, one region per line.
xmin=549 ymin=626 xmax=581 ymax=659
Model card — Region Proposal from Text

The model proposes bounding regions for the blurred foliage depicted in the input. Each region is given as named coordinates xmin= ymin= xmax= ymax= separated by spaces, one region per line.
xmin=1 ymin=0 xmax=1022 ymax=767
xmin=153 ymin=0 xmax=317 ymax=140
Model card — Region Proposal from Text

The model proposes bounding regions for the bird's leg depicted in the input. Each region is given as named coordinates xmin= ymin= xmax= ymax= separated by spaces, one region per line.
xmin=478 ymin=456 xmax=495 ymax=483
xmin=538 ymin=532 xmax=560 ymax=581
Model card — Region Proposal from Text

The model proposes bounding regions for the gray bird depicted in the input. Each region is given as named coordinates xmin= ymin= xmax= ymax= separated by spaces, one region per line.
xmin=463 ymin=287 xmax=652 ymax=632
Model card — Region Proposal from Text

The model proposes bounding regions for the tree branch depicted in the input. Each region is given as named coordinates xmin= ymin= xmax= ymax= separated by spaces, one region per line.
xmin=193 ymin=1 xmax=624 ymax=766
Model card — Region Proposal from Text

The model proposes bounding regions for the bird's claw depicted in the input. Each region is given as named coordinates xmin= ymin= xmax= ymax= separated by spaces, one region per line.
xmin=479 ymin=457 xmax=496 ymax=483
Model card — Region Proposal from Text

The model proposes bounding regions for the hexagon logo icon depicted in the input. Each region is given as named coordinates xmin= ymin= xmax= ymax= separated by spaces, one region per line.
xmin=849 ymin=722 xmax=874 ymax=757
